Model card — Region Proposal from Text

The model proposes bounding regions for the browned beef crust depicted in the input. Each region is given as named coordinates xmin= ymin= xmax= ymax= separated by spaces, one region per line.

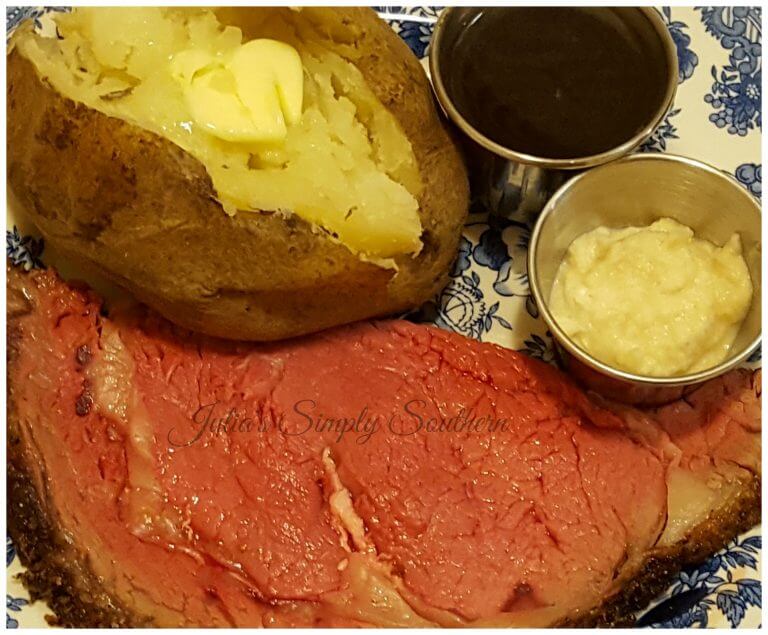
xmin=7 ymin=445 xmax=145 ymax=627
xmin=563 ymin=477 xmax=760 ymax=627
xmin=7 ymin=305 xmax=147 ymax=627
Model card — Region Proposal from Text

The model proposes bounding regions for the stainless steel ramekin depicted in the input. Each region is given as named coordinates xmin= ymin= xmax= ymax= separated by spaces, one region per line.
xmin=429 ymin=7 xmax=679 ymax=219
xmin=527 ymin=153 xmax=762 ymax=405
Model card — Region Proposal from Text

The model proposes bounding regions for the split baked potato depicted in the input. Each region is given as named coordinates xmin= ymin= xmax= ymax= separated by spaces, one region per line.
xmin=7 ymin=7 xmax=468 ymax=340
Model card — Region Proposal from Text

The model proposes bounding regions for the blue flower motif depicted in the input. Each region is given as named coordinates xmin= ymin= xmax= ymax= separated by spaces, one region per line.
xmin=641 ymin=107 xmax=681 ymax=152
xmin=649 ymin=602 xmax=711 ymax=628
xmin=408 ymin=6 xmax=443 ymax=20
xmin=740 ymin=534 xmax=762 ymax=551
xmin=6 ymin=7 xmax=40 ymax=34
xmin=6 ymin=595 xmax=28 ymax=629
xmin=473 ymin=227 xmax=509 ymax=271
xmin=671 ymin=558 xmax=725 ymax=594
xmin=650 ymin=533 xmax=762 ymax=628
xmin=6 ymin=6 xmax=69 ymax=36
xmin=661 ymin=7 xmax=699 ymax=82
xmin=737 ymin=579 xmax=762 ymax=608
xmin=466 ymin=222 xmax=540 ymax=321
xmin=396 ymin=20 xmax=434 ymax=59
xmin=451 ymin=236 xmax=472 ymax=276
xmin=700 ymin=7 xmax=762 ymax=136
xmin=717 ymin=589 xmax=748 ymax=627
xmin=6 ymin=227 xmax=45 ymax=270
xmin=6 ymin=537 xmax=15 ymax=567
xmin=433 ymin=270 xmax=511 ymax=339
xmin=722 ymin=547 xmax=758 ymax=569
xmin=379 ymin=6 xmax=439 ymax=58
xmin=735 ymin=162 xmax=762 ymax=198
xmin=374 ymin=6 xmax=442 ymax=20
xmin=519 ymin=334 xmax=555 ymax=364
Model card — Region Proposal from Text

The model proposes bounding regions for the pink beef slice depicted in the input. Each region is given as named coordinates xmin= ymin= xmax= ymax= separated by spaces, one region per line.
xmin=653 ymin=369 xmax=761 ymax=476
xmin=7 ymin=268 xmax=759 ymax=627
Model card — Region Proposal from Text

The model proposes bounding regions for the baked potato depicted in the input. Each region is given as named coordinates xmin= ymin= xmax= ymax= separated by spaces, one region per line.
xmin=7 ymin=7 xmax=468 ymax=340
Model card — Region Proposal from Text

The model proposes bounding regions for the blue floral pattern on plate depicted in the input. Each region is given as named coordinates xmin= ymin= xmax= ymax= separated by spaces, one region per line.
xmin=700 ymin=7 xmax=762 ymax=136
xmin=638 ymin=534 xmax=762 ymax=628
xmin=641 ymin=107 xmax=682 ymax=152
xmin=734 ymin=162 xmax=762 ymax=198
xmin=6 ymin=538 xmax=27 ymax=629
xmin=6 ymin=595 xmax=28 ymax=629
xmin=6 ymin=226 xmax=44 ymax=270
xmin=374 ymin=6 xmax=441 ymax=58
xmin=5 ymin=6 xmax=762 ymax=629
xmin=640 ymin=8 xmax=695 ymax=152
xmin=661 ymin=6 xmax=700 ymax=82
xmin=6 ymin=5 xmax=67 ymax=34
xmin=6 ymin=537 xmax=15 ymax=568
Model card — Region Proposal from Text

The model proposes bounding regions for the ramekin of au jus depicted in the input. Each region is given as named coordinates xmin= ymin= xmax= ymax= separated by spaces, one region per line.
xmin=429 ymin=7 xmax=678 ymax=218
xmin=528 ymin=153 xmax=761 ymax=406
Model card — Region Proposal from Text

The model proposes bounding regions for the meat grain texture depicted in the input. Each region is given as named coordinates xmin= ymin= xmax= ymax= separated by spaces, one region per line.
xmin=6 ymin=267 xmax=761 ymax=627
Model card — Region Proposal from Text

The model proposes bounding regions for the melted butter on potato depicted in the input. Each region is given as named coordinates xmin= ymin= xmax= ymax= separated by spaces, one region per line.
xmin=170 ymin=39 xmax=303 ymax=143
xmin=549 ymin=218 xmax=753 ymax=377
xmin=14 ymin=8 xmax=423 ymax=258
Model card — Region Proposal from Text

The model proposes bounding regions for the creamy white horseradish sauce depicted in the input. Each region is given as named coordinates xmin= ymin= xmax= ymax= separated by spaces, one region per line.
xmin=549 ymin=218 xmax=753 ymax=377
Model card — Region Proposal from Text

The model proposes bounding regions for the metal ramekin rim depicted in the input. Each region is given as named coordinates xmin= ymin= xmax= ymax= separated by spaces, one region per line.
xmin=429 ymin=7 xmax=679 ymax=170
xmin=527 ymin=152 xmax=763 ymax=387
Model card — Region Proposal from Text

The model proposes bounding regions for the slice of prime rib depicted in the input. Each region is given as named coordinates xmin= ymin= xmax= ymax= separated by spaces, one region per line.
xmin=7 ymin=266 xmax=760 ymax=627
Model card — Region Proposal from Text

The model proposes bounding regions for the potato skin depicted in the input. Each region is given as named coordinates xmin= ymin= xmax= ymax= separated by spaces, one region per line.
xmin=6 ymin=8 xmax=468 ymax=341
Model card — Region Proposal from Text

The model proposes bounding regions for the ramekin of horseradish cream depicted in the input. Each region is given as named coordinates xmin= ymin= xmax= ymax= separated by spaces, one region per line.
xmin=549 ymin=218 xmax=752 ymax=377
xmin=528 ymin=154 xmax=761 ymax=405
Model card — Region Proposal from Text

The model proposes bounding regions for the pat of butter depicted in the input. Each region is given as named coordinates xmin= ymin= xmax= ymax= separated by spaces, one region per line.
xmin=170 ymin=39 xmax=303 ymax=143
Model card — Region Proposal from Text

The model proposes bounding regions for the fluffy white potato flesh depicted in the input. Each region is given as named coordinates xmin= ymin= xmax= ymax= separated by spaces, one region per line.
xmin=14 ymin=8 xmax=423 ymax=258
